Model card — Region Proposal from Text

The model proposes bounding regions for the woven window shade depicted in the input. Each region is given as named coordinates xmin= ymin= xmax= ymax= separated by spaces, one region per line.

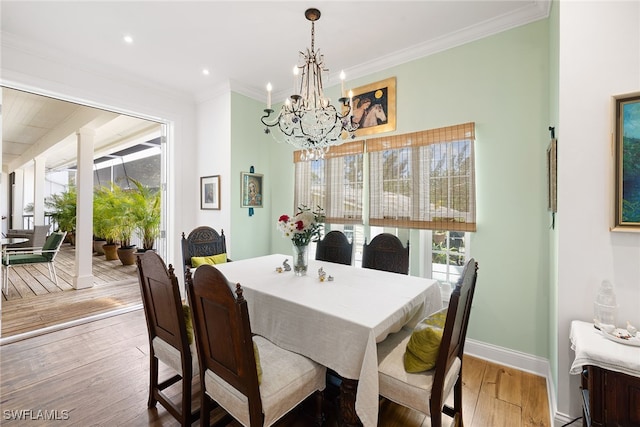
xmin=294 ymin=141 xmax=364 ymax=224
xmin=368 ymin=123 xmax=476 ymax=231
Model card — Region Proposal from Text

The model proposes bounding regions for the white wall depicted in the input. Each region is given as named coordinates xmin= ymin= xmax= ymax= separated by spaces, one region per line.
xmin=557 ymin=0 xmax=640 ymax=419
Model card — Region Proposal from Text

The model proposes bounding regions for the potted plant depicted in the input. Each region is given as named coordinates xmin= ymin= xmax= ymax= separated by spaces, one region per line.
xmin=130 ymin=178 xmax=161 ymax=252
xmin=93 ymin=183 xmax=137 ymax=264
xmin=47 ymin=187 xmax=77 ymax=245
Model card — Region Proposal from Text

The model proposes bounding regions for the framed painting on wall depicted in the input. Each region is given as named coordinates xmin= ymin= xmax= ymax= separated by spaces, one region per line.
xmin=200 ymin=175 xmax=220 ymax=210
xmin=241 ymin=172 xmax=263 ymax=208
xmin=613 ymin=92 xmax=640 ymax=231
xmin=348 ymin=77 xmax=396 ymax=137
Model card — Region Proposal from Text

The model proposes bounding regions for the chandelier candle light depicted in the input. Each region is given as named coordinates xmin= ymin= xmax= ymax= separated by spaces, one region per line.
xmin=261 ymin=8 xmax=357 ymax=161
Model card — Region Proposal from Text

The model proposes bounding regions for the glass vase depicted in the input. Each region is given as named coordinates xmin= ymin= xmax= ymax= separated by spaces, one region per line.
xmin=292 ymin=244 xmax=309 ymax=276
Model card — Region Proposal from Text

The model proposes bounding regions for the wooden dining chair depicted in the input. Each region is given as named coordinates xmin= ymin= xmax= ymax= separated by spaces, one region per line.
xmin=186 ymin=265 xmax=326 ymax=427
xmin=362 ymin=233 xmax=410 ymax=275
xmin=376 ymin=258 xmax=478 ymax=427
xmin=136 ymin=251 xmax=200 ymax=426
xmin=315 ymin=230 xmax=353 ymax=265
xmin=181 ymin=226 xmax=230 ymax=270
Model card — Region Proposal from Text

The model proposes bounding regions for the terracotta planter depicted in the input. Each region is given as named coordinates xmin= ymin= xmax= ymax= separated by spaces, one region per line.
xmin=103 ymin=244 xmax=120 ymax=261
xmin=93 ymin=240 xmax=107 ymax=255
xmin=117 ymin=246 xmax=137 ymax=266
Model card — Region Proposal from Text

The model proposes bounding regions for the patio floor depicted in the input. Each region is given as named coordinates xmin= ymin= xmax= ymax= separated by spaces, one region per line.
xmin=1 ymin=242 xmax=141 ymax=338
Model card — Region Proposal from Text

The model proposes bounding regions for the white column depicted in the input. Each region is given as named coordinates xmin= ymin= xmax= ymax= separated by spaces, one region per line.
xmin=11 ymin=169 xmax=25 ymax=229
xmin=74 ymin=128 xmax=95 ymax=289
xmin=33 ymin=156 xmax=46 ymax=226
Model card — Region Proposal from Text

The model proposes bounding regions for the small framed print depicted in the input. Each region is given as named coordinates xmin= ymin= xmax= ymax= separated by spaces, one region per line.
xmin=241 ymin=172 xmax=263 ymax=208
xmin=200 ymin=175 xmax=220 ymax=210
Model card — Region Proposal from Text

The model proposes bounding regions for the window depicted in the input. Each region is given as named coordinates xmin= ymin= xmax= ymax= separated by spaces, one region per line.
xmin=293 ymin=123 xmax=476 ymax=278
xmin=368 ymin=123 xmax=476 ymax=231
xmin=294 ymin=141 xmax=364 ymax=224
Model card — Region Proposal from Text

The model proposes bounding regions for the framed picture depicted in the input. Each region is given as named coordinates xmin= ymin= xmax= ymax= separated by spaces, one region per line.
xmin=547 ymin=138 xmax=557 ymax=213
xmin=613 ymin=92 xmax=640 ymax=230
xmin=241 ymin=172 xmax=263 ymax=208
xmin=200 ymin=175 xmax=220 ymax=210
xmin=348 ymin=77 xmax=396 ymax=137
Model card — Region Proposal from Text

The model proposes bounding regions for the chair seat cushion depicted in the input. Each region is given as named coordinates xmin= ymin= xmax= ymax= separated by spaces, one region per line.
xmin=2 ymin=254 xmax=49 ymax=266
xmin=378 ymin=328 xmax=461 ymax=416
xmin=152 ymin=336 xmax=199 ymax=377
xmin=204 ymin=335 xmax=326 ymax=427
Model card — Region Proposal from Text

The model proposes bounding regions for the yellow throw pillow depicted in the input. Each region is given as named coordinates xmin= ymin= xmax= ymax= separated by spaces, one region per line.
xmin=253 ymin=340 xmax=262 ymax=385
xmin=182 ymin=304 xmax=194 ymax=344
xmin=191 ymin=253 xmax=228 ymax=267
xmin=404 ymin=308 xmax=448 ymax=373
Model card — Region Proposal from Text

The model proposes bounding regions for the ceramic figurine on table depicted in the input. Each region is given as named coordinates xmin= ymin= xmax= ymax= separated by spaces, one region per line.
xmin=283 ymin=259 xmax=291 ymax=271
xmin=318 ymin=267 xmax=327 ymax=282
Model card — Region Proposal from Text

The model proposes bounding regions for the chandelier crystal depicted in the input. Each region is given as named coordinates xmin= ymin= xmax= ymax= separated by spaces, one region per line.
xmin=261 ymin=8 xmax=357 ymax=161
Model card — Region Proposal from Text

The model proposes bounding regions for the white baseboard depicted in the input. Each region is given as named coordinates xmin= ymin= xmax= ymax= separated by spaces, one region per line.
xmin=464 ymin=338 xmax=559 ymax=427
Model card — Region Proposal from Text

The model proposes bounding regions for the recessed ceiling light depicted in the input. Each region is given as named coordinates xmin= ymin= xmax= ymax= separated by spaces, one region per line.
xmin=123 ymin=35 xmax=133 ymax=44
xmin=202 ymin=68 xmax=210 ymax=76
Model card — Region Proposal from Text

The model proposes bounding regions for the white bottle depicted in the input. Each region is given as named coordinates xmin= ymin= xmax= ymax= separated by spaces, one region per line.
xmin=594 ymin=280 xmax=618 ymax=328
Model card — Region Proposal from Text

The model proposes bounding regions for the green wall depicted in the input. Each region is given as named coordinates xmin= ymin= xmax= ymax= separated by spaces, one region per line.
xmin=229 ymin=20 xmax=551 ymax=358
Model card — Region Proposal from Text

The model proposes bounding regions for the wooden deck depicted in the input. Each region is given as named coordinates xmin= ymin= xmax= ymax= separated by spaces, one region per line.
xmin=1 ymin=242 xmax=141 ymax=338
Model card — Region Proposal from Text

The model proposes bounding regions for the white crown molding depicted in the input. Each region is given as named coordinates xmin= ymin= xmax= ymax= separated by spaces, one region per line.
xmin=342 ymin=0 xmax=551 ymax=85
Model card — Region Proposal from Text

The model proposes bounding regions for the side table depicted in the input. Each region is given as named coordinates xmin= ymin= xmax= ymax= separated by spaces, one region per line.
xmin=570 ymin=320 xmax=640 ymax=427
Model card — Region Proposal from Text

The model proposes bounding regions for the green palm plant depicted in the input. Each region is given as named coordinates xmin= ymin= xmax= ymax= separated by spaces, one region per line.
xmin=129 ymin=178 xmax=161 ymax=251
xmin=47 ymin=187 xmax=77 ymax=233
xmin=93 ymin=183 xmax=136 ymax=248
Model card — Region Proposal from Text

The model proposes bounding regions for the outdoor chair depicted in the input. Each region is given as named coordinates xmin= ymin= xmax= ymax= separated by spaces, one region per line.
xmin=2 ymin=231 xmax=66 ymax=294
xmin=6 ymin=224 xmax=51 ymax=249
xmin=376 ymin=258 xmax=479 ymax=427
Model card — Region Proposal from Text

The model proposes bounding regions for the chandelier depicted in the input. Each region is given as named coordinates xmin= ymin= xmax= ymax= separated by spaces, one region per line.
xmin=261 ymin=8 xmax=357 ymax=161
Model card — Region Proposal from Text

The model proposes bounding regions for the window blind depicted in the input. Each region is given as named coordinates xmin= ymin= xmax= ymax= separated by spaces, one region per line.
xmin=367 ymin=123 xmax=476 ymax=231
xmin=294 ymin=141 xmax=364 ymax=224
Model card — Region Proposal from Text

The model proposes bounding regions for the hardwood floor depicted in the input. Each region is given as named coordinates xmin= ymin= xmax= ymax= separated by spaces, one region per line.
xmin=0 ymin=309 xmax=551 ymax=427
xmin=1 ymin=243 xmax=141 ymax=338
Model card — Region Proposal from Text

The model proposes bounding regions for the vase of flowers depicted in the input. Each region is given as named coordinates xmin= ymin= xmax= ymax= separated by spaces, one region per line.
xmin=277 ymin=205 xmax=325 ymax=276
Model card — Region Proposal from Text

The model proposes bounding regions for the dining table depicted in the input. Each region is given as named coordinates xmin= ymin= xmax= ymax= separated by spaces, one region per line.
xmin=213 ymin=253 xmax=442 ymax=427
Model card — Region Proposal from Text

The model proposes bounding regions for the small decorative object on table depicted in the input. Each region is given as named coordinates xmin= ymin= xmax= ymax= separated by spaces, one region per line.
xmin=318 ymin=267 xmax=326 ymax=282
xmin=277 ymin=205 xmax=325 ymax=276
xmin=283 ymin=259 xmax=291 ymax=271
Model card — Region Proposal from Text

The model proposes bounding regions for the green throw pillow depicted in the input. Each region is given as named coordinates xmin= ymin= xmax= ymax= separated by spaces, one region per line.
xmin=182 ymin=304 xmax=194 ymax=344
xmin=404 ymin=308 xmax=448 ymax=373
xmin=191 ymin=253 xmax=228 ymax=267
xmin=253 ymin=340 xmax=262 ymax=385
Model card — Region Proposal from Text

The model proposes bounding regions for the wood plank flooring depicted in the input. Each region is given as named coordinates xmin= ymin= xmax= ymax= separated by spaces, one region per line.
xmin=0 ymin=309 xmax=551 ymax=427
xmin=1 ymin=243 xmax=141 ymax=338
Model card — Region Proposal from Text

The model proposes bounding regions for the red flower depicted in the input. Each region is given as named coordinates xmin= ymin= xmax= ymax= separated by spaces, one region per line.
xmin=279 ymin=215 xmax=290 ymax=223
xmin=294 ymin=220 xmax=305 ymax=230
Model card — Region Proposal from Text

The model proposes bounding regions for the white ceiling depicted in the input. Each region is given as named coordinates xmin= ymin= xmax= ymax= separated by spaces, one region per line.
xmin=0 ymin=1 xmax=550 ymax=171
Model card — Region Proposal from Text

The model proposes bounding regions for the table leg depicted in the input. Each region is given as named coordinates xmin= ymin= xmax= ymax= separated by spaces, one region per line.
xmin=339 ymin=378 xmax=362 ymax=427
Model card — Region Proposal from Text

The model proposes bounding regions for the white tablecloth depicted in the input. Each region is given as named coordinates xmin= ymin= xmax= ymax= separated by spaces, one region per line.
xmin=214 ymin=254 xmax=442 ymax=427
xmin=569 ymin=320 xmax=640 ymax=378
